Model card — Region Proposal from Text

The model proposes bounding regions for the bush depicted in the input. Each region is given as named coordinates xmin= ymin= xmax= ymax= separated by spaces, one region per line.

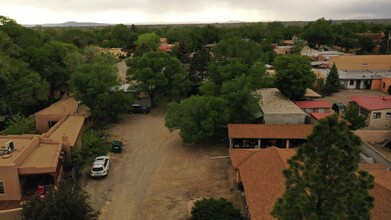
xmin=21 ymin=180 xmax=97 ymax=220
xmin=191 ymin=197 xmax=242 ymax=220
xmin=72 ymin=129 xmax=109 ymax=169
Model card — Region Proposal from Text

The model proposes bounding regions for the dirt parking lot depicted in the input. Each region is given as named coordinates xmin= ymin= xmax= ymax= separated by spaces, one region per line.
xmin=83 ymin=106 xmax=240 ymax=219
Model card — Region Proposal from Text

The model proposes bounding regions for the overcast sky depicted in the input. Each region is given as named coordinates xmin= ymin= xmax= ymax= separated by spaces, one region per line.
xmin=1 ymin=0 xmax=390 ymax=25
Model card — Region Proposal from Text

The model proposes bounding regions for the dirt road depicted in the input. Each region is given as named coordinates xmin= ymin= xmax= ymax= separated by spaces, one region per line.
xmin=84 ymin=106 xmax=239 ymax=220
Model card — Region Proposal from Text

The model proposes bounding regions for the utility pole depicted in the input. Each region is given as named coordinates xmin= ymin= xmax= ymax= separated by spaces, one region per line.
xmin=387 ymin=31 xmax=390 ymax=53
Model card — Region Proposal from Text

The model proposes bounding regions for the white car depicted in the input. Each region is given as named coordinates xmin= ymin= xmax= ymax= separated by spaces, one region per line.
xmin=90 ymin=156 xmax=110 ymax=177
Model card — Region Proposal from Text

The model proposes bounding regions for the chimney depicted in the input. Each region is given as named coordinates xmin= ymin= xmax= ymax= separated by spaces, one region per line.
xmin=62 ymin=134 xmax=69 ymax=144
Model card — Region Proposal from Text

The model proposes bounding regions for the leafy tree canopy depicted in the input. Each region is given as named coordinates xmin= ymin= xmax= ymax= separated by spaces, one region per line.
xmin=0 ymin=53 xmax=49 ymax=115
xmin=274 ymin=54 xmax=315 ymax=100
xmin=69 ymin=63 xmax=130 ymax=120
xmin=127 ymin=51 xmax=189 ymax=103
xmin=272 ymin=114 xmax=374 ymax=220
xmin=165 ymin=96 xmax=229 ymax=143
xmin=191 ymin=197 xmax=242 ymax=220
xmin=303 ymin=18 xmax=334 ymax=48
xmin=134 ymin=32 xmax=160 ymax=51
xmin=324 ymin=62 xmax=341 ymax=95
xmin=21 ymin=180 xmax=97 ymax=220
xmin=213 ymin=37 xmax=267 ymax=66
xmin=341 ymin=102 xmax=368 ymax=130
xmin=3 ymin=113 xmax=35 ymax=135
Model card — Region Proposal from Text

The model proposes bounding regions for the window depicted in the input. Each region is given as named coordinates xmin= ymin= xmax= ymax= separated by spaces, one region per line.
xmin=373 ymin=112 xmax=381 ymax=119
xmin=386 ymin=112 xmax=391 ymax=119
xmin=0 ymin=181 xmax=4 ymax=194
xmin=383 ymin=82 xmax=386 ymax=89
xmin=349 ymin=80 xmax=354 ymax=85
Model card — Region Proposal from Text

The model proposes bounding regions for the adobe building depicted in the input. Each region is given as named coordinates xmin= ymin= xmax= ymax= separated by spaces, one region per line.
xmin=328 ymin=55 xmax=391 ymax=71
xmin=35 ymin=97 xmax=89 ymax=133
xmin=1 ymin=97 xmax=89 ymax=218
xmin=0 ymin=135 xmax=63 ymax=201
xmin=258 ymin=88 xmax=307 ymax=124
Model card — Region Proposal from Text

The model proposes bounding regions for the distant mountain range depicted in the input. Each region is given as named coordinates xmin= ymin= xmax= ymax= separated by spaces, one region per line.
xmin=23 ymin=18 xmax=391 ymax=28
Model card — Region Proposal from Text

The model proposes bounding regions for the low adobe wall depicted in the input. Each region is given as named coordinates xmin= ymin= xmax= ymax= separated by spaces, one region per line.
xmin=354 ymin=130 xmax=391 ymax=143
xmin=0 ymin=208 xmax=22 ymax=220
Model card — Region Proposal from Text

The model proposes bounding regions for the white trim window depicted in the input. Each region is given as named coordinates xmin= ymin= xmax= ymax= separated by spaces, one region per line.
xmin=372 ymin=112 xmax=381 ymax=119
xmin=386 ymin=112 xmax=391 ymax=119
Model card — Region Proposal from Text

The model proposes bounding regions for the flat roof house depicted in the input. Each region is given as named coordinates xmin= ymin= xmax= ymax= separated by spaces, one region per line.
xmin=328 ymin=55 xmax=391 ymax=71
xmin=35 ymin=97 xmax=89 ymax=133
xmin=0 ymin=135 xmax=63 ymax=201
xmin=258 ymin=88 xmax=307 ymax=124
xmin=350 ymin=96 xmax=391 ymax=129
xmin=1 ymin=97 xmax=89 ymax=218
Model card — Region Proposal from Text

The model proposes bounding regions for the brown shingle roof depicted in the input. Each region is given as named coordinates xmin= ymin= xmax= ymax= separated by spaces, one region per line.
xmin=360 ymin=164 xmax=391 ymax=220
xmin=228 ymin=124 xmax=314 ymax=139
xmin=230 ymin=147 xmax=296 ymax=220
xmin=231 ymin=156 xmax=391 ymax=220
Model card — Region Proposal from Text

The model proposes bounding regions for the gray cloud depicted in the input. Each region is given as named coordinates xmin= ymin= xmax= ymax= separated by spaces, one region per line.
xmin=1 ymin=0 xmax=390 ymax=23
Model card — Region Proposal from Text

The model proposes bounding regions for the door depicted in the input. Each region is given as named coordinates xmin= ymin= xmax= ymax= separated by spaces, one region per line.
xmin=356 ymin=80 xmax=361 ymax=89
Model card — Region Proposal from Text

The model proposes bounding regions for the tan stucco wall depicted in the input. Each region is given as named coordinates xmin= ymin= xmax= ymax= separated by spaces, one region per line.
xmin=354 ymin=130 xmax=391 ymax=143
xmin=368 ymin=109 xmax=391 ymax=129
xmin=381 ymin=78 xmax=391 ymax=93
xmin=0 ymin=208 xmax=22 ymax=220
xmin=35 ymin=114 xmax=66 ymax=134
xmin=329 ymin=55 xmax=391 ymax=71
xmin=0 ymin=166 xmax=22 ymax=201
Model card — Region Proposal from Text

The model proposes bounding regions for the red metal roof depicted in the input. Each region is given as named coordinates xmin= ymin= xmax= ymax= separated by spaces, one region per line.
xmin=350 ymin=96 xmax=391 ymax=111
xmin=310 ymin=112 xmax=331 ymax=120
xmin=295 ymin=100 xmax=332 ymax=109
xmin=228 ymin=124 xmax=314 ymax=139
xmin=158 ymin=44 xmax=174 ymax=52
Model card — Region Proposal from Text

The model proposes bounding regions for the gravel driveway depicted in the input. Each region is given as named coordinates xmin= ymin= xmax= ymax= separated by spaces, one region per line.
xmin=84 ymin=106 xmax=239 ymax=220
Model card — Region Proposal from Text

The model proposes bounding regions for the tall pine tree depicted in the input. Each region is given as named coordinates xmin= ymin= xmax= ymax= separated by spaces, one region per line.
xmin=325 ymin=63 xmax=340 ymax=95
xmin=272 ymin=114 xmax=374 ymax=220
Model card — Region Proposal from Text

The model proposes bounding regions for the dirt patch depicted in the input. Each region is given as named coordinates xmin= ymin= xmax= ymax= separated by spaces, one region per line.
xmin=116 ymin=61 xmax=127 ymax=83
xmin=83 ymin=106 xmax=240 ymax=219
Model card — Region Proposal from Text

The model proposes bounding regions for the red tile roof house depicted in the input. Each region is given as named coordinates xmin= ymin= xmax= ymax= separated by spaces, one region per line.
xmin=230 ymin=148 xmax=391 ymax=220
xmin=228 ymin=124 xmax=313 ymax=149
xmin=294 ymin=100 xmax=332 ymax=114
xmin=350 ymin=96 xmax=391 ymax=129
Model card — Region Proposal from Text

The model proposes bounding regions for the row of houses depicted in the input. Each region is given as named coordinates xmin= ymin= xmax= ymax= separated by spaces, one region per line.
xmin=0 ymin=97 xmax=89 ymax=218
xmin=228 ymin=87 xmax=391 ymax=219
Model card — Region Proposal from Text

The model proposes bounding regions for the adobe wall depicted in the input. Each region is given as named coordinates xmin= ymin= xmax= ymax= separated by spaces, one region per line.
xmin=0 ymin=208 xmax=22 ymax=220
xmin=368 ymin=109 xmax=391 ymax=129
xmin=354 ymin=130 xmax=391 ymax=143
xmin=381 ymin=78 xmax=391 ymax=93
xmin=329 ymin=55 xmax=391 ymax=71
xmin=0 ymin=166 xmax=21 ymax=201
xmin=35 ymin=114 xmax=66 ymax=134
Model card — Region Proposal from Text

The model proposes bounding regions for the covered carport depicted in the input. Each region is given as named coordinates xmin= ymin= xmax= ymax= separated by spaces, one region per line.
xmin=228 ymin=124 xmax=314 ymax=149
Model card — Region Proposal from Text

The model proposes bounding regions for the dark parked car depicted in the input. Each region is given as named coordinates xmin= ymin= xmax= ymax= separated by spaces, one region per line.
xmin=332 ymin=102 xmax=345 ymax=113
xmin=130 ymin=104 xmax=149 ymax=114
xmin=111 ymin=140 xmax=123 ymax=153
